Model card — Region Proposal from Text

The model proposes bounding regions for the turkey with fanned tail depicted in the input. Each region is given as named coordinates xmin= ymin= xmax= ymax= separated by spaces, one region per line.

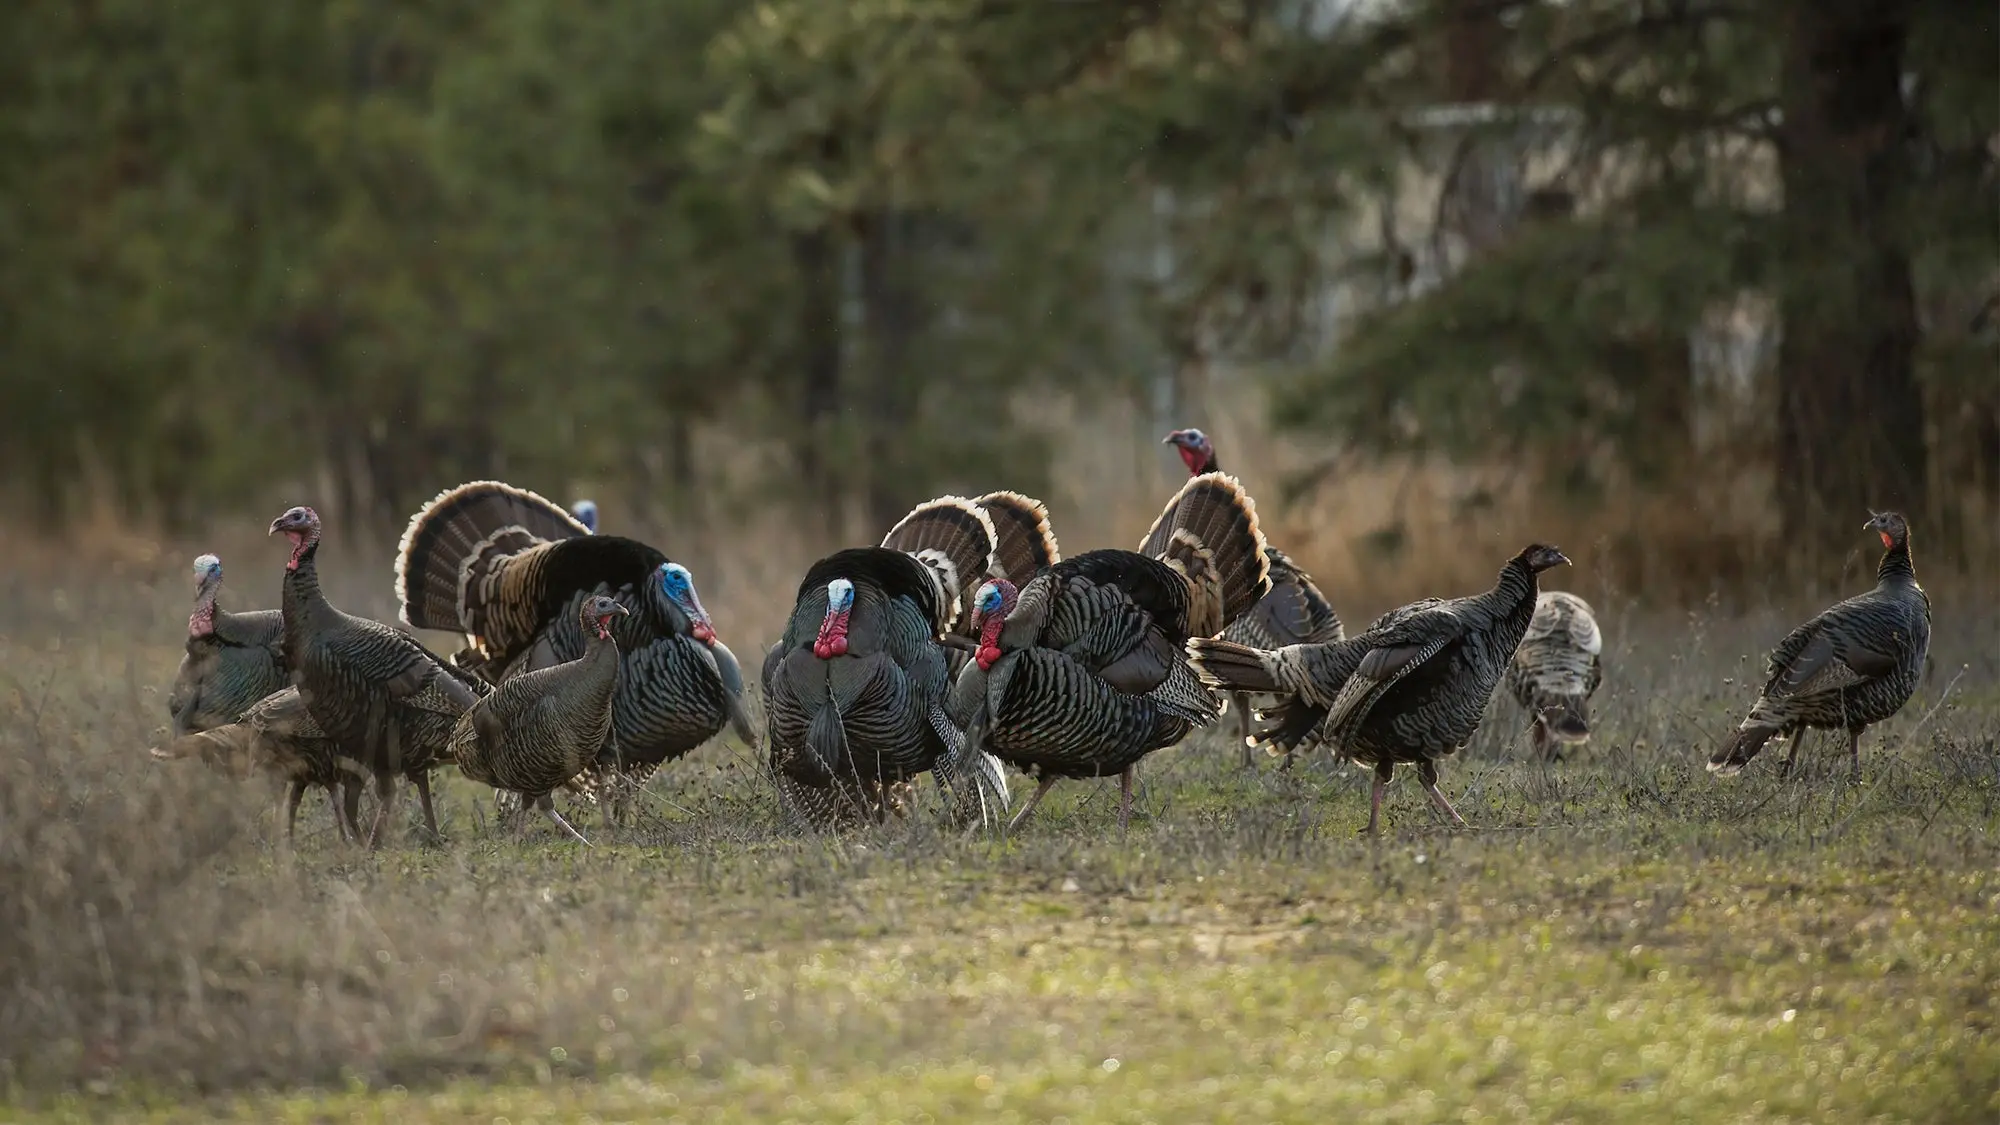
xmin=395 ymin=481 xmax=755 ymax=823
xmin=1708 ymin=512 xmax=1929 ymax=781
xmin=1163 ymin=428 xmax=1344 ymax=766
xmin=950 ymin=472 xmax=1270 ymax=833
xmin=764 ymin=496 xmax=1011 ymax=830
xmin=1192 ymin=543 xmax=1569 ymax=834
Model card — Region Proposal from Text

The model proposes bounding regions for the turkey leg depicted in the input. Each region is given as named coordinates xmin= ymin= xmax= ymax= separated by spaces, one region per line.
xmin=411 ymin=769 xmax=440 ymax=841
xmin=534 ymin=793 xmax=594 ymax=848
xmin=1776 ymin=728 xmax=1810 ymax=779
xmin=340 ymin=780 xmax=363 ymax=844
xmin=1118 ymin=766 xmax=1135 ymax=835
xmin=1417 ymin=759 xmax=1467 ymax=828
xmin=1006 ymin=776 xmax=1059 ymax=833
xmin=280 ymin=781 xmax=307 ymax=843
xmin=1365 ymin=762 xmax=1393 ymax=835
xmin=365 ymin=771 xmax=398 ymax=849
xmin=1236 ymin=694 xmax=1256 ymax=769
xmin=1845 ymin=727 xmax=1864 ymax=781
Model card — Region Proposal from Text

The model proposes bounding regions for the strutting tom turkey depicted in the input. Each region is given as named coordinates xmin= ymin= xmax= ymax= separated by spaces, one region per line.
xmin=950 ymin=472 xmax=1271 ymax=833
xmin=1709 ymin=512 xmax=1929 ymax=780
xmin=1163 ymin=428 xmax=1343 ymax=766
xmin=1504 ymin=591 xmax=1605 ymax=761
xmin=396 ymin=481 xmax=754 ymax=821
xmin=449 ymin=594 xmax=628 ymax=844
xmin=764 ymin=496 xmax=1013 ymax=830
xmin=270 ymin=507 xmax=487 ymax=847
xmin=1192 ymin=543 xmax=1570 ymax=833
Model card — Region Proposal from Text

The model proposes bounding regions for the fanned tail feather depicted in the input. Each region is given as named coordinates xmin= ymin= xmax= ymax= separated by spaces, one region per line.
xmin=975 ymin=491 xmax=1061 ymax=581
xmin=1708 ymin=724 xmax=1778 ymax=775
xmin=1138 ymin=472 xmax=1271 ymax=626
xmin=881 ymin=497 xmax=999 ymax=624
xmin=396 ymin=480 xmax=589 ymax=631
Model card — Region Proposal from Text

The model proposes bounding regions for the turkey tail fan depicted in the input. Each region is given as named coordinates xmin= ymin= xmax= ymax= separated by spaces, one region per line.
xmin=396 ymin=480 xmax=590 ymax=632
xmin=975 ymin=491 xmax=1061 ymax=581
xmin=1138 ymin=471 xmax=1271 ymax=628
xmin=1185 ymin=637 xmax=1285 ymax=695
xmin=880 ymin=496 xmax=999 ymax=625
xmin=1707 ymin=724 xmax=1778 ymax=775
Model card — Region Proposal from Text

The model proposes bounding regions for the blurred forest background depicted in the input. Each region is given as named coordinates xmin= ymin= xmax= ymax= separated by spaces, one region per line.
xmin=1 ymin=0 xmax=1995 ymax=606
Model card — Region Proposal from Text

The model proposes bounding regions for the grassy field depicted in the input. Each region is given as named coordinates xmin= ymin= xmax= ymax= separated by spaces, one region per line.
xmin=2 ymin=568 xmax=1997 ymax=1123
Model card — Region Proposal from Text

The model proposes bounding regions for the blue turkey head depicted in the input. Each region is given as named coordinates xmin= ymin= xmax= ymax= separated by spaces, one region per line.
xmin=658 ymin=561 xmax=716 ymax=644
xmin=570 ymin=499 xmax=599 ymax=534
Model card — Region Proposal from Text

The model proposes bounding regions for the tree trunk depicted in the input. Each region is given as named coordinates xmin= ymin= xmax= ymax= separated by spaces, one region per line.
xmin=791 ymin=227 xmax=844 ymax=537
xmin=1774 ymin=0 xmax=1927 ymax=562
xmin=858 ymin=209 xmax=924 ymax=536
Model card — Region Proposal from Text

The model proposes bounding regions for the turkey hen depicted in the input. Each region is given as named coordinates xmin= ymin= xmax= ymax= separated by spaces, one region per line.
xmin=951 ymin=472 xmax=1270 ymax=833
xmin=1196 ymin=543 xmax=1568 ymax=833
xmin=271 ymin=506 xmax=486 ymax=847
xmin=449 ymin=594 xmax=627 ymax=844
xmin=1504 ymin=591 xmax=1604 ymax=761
xmin=1708 ymin=512 xmax=1929 ymax=780
xmin=765 ymin=496 xmax=1009 ymax=829
xmin=150 ymin=686 xmax=365 ymax=843
xmin=1163 ymin=428 xmax=1343 ymax=765
xmin=396 ymin=480 xmax=755 ymax=821
xmin=166 ymin=553 xmax=288 ymax=739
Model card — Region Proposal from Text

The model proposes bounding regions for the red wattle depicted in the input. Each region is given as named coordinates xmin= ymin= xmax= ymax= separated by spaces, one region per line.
xmin=691 ymin=620 xmax=716 ymax=645
xmin=813 ymin=611 xmax=850 ymax=659
xmin=976 ymin=644 xmax=1002 ymax=671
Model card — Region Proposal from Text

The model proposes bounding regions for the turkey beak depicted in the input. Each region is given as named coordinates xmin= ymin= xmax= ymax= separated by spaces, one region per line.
xmin=1554 ymin=550 xmax=1572 ymax=568
xmin=267 ymin=516 xmax=285 ymax=535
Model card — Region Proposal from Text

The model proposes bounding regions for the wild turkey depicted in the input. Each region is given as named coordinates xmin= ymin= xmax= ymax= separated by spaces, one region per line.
xmin=952 ymin=472 xmax=1270 ymax=832
xmin=166 ymin=554 xmax=287 ymax=739
xmin=448 ymin=594 xmax=627 ymax=844
xmin=1186 ymin=599 xmax=1442 ymax=765
xmin=396 ymin=481 xmax=755 ymax=820
xmin=1195 ymin=544 xmax=1569 ymax=834
xmin=764 ymin=497 xmax=1010 ymax=829
xmin=1504 ymin=591 xmax=1604 ymax=761
xmin=1709 ymin=512 xmax=1929 ymax=780
xmin=570 ymin=499 xmax=599 ymax=533
xmin=1163 ymin=428 xmax=1343 ymax=765
xmin=270 ymin=506 xmax=485 ymax=847
xmin=150 ymin=686 xmax=366 ymax=843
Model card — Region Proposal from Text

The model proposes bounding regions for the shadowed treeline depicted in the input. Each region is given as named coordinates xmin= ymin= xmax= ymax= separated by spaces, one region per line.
xmin=1 ymin=0 xmax=1994 ymax=592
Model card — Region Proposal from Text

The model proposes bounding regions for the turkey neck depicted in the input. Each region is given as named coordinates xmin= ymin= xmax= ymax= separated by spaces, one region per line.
xmin=280 ymin=541 xmax=343 ymax=639
xmin=1877 ymin=535 xmax=1916 ymax=585
xmin=1492 ymin=558 xmax=1541 ymax=617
